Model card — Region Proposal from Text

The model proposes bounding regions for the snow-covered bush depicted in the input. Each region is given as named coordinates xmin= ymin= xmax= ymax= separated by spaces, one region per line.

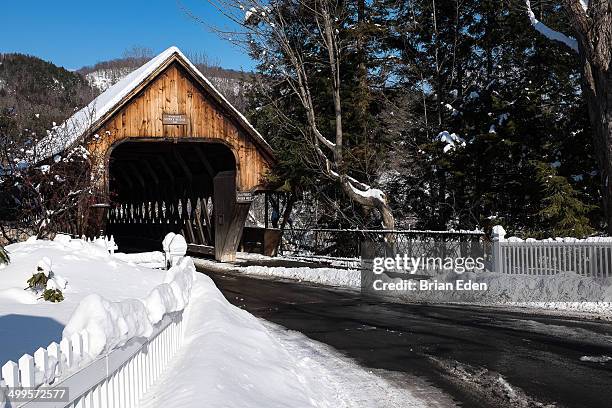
xmin=24 ymin=256 xmax=66 ymax=302
xmin=41 ymin=288 xmax=64 ymax=302
xmin=26 ymin=271 xmax=49 ymax=291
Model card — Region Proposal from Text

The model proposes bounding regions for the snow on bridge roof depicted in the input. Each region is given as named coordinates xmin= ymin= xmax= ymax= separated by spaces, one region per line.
xmin=35 ymin=46 xmax=272 ymax=160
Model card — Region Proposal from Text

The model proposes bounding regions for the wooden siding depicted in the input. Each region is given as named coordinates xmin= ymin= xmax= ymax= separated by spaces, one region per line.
xmin=87 ymin=62 xmax=272 ymax=193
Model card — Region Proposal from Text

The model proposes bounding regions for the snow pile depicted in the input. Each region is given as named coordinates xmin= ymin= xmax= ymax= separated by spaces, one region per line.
xmin=63 ymin=294 xmax=153 ymax=358
xmin=63 ymin=257 xmax=195 ymax=357
xmin=140 ymin=273 xmax=319 ymax=407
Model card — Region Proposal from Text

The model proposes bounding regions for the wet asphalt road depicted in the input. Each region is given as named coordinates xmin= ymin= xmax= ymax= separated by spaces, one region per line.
xmin=198 ymin=267 xmax=612 ymax=408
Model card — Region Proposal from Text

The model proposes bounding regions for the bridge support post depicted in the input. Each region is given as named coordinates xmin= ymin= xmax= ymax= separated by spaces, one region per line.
xmin=214 ymin=171 xmax=251 ymax=262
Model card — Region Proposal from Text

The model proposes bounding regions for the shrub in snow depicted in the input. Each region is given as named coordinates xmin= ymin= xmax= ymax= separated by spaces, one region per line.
xmin=41 ymin=288 xmax=64 ymax=303
xmin=24 ymin=256 xmax=67 ymax=301
xmin=26 ymin=272 xmax=49 ymax=291
xmin=46 ymin=273 xmax=68 ymax=291
xmin=26 ymin=257 xmax=53 ymax=291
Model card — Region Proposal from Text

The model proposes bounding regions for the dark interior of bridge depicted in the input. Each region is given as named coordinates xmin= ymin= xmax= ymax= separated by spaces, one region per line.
xmin=107 ymin=141 xmax=236 ymax=252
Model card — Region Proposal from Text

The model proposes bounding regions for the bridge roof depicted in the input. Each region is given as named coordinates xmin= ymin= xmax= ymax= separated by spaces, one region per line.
xmin=36 ymin=46 xmax=273 ymax=161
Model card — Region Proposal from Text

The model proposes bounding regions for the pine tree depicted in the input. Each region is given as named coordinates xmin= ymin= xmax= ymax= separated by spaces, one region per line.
xmin=533 ymin=161 xmax=595 ymax=238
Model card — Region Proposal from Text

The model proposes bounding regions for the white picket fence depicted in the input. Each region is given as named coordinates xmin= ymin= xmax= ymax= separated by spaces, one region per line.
xmin=0 ymin=309 xmax=186 ymax=408
xmin=492 ymin=226 xmax=612 ymax=277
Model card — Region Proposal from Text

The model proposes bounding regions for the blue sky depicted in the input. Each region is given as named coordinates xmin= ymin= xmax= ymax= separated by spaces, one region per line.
xmin=0 ymin=0 xmax=254 ymax=71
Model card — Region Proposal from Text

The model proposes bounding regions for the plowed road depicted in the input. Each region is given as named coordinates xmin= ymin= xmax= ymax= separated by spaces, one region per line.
xmin=198 ymin=267 xmax=612 ymax=408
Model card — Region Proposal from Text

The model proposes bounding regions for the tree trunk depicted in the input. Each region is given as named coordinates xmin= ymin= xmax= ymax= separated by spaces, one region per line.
xmin=581 ymin=59 xmax=612 ymax=234
xmin=276 ymin=192 xmax=297 ymax=254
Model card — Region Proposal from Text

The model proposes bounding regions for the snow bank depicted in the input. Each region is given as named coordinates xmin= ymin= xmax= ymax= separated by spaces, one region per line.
xmin=243 ymin=265 xmax=361 ymax=288
xmin=63 ymin=257 xmax=195 ymax=357
xmin=192 ymin=257 xmax=361 ymax=288
xmin=140 ymin=273 xmax=320 ymax=407
xmin=62 ymin=295 xmax=153 ymax=357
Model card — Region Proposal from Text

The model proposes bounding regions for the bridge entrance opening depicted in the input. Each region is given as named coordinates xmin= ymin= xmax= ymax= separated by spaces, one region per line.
xmin=107 ymin=140 xmax=237 ymax=253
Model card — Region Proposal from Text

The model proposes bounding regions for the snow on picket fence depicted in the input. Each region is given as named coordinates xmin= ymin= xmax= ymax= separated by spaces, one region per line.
xmin=492 ymin=226 xmax=612 ymax=277
xmin=1 ymin=313 xmax=184 ymax=408
xmin=0 ymin=234 xmax=193 ymax=407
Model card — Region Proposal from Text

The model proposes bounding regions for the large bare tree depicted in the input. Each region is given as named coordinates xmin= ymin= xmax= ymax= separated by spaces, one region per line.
xmin=203 ymin=0 xmax=395 ymax=230
xmin=524 ymin=0 xmax=612 ymax=233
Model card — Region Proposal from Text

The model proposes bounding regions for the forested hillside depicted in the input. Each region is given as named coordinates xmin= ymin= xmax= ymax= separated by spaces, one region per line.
xmin=0 ymin=53 xmax=95 ymax=144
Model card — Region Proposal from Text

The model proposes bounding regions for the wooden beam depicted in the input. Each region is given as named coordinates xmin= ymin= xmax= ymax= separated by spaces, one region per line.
xmin=216 ymin=202 xmax=250 ymax=262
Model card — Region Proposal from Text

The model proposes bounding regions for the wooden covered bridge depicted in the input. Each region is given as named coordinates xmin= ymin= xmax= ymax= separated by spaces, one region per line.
xmin=37 ymin=47 xmax=276 ymax=261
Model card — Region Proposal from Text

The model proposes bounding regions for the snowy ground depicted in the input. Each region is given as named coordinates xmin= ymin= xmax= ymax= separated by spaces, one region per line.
xmin=0 ymin=237 xmax=166 ymax=364
xmin=139 ymin=273 xmax=453 ymax=408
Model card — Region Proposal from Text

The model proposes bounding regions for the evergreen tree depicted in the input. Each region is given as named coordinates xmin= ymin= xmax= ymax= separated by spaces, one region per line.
xmin=533 ymin=161 xmax=595 ymax=238
xmin=378 ymin=0 xmax=600 ymax=235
